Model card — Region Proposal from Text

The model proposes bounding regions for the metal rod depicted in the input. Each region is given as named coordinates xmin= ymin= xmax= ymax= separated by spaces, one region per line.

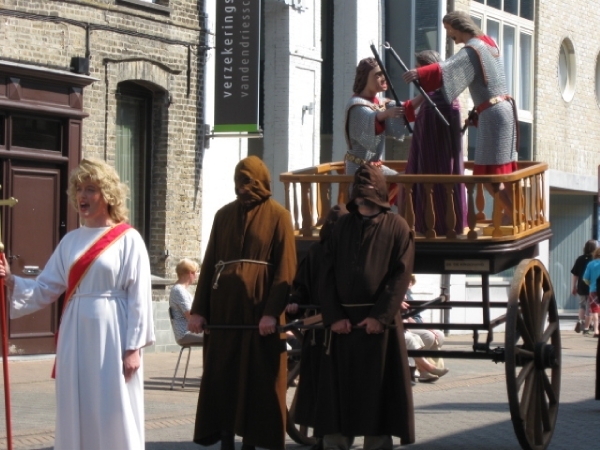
xmin=0 ymin=274 xmax=12 ymax=450
xmin=407 ymin=349 xmax=504 ymax=360
xmin=383 ymin=42 xmax=450 ymax=127
xmin=369 ymin=42 xmax=413 ymax=133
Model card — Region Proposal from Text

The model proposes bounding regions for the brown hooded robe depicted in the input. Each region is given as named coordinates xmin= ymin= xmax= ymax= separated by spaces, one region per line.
xmin=314 ymin=165 xmax=415 ymax=439
xmin=191 ymin=156 xmax=297 ymax=449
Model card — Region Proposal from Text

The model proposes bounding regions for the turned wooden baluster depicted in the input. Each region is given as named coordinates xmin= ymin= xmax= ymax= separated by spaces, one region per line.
xmin=476 ymin=183 xmax=486 ymax=221
xmin=292 ymin=182 xmax=300 ymax=232
xmin=537 ymin=174 xmax=543 ymax=225
xmin=284 ymin=182 xmax=293 ymax=228
xmin=540 ymin=172 xmax=547 ymax=224
xmin=424 ymin=183 xmax=436 ymax=239
xmin=403 ymin=183 xmax=416 ymax=237
xmin=300 ymin=182 xmax=313 ymax=237
xmin=490 ymin=183 xmax=504 ymax=238
xmin=443 ymin=183 xmax=457 ymax=239
xmin=528 ymin=176 xmax=535 ymax=229
xmin=466 ymin=183 xmax=478 ymax=240
xmin=514 ymin=179 xmax=524 ymax=232
xmin=509 ymin=181 xmax=518 ymax=235
xmin=338 ymin=182 xmax=349 ymax=206
xmin=317 ymin=182 xmax=332 ymax=227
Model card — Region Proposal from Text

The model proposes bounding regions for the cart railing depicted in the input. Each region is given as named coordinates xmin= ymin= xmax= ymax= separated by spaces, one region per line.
xmin=280 ymin=161 xmax=549 ymax=242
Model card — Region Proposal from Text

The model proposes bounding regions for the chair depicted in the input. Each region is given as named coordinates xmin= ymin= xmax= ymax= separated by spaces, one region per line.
xmin=168 ymin=306 xmax=203 ymax=390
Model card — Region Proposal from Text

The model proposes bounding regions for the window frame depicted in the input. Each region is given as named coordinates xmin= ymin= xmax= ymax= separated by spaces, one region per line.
xmin=470 ymin=3 xmax=534 ymax=157
xmin=115 ymin=82 xmax=153 ymax=243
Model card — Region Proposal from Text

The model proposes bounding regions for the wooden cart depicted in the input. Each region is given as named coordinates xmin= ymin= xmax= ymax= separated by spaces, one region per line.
xmin=281 ymin=161 xmax=560 ymax=450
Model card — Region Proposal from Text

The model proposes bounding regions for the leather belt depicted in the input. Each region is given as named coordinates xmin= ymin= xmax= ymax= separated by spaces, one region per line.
xmin=345 ymin=152 xmax=382 ymax=167
xmin=476 ymin=95 xmax=511 ymax=115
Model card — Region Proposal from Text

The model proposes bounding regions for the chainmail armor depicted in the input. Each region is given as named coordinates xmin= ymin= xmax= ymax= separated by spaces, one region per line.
xmin=344 ymin=96 xmax=402 ymax=176
xmin=440 ymin=38 xmax=517 ymax=166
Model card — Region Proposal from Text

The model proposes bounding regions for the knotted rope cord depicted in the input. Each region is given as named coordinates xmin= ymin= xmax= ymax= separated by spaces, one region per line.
xmin=212 ymin=259 xmax=272 ymax=289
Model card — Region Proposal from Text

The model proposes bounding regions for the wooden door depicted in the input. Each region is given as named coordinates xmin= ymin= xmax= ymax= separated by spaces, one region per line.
xmin=3 ymin=162 xmax=65 ymax=355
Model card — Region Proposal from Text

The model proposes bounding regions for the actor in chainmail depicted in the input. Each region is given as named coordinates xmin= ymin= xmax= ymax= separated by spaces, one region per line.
xmin=344 ymin=57 xmax=407 ymax=177
xmin=403 ymin=11 xmax=518 ymax=218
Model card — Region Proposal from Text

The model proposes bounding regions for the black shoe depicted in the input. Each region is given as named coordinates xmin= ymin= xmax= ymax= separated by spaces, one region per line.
xmin=583 ymin=330 xmax=591 ymax=335
xmin=575 ymin=321 xmax=582 ymax=333
xmin=241 ymin=444 xmax=255 ymax=450
xmin=221 ymin=432 xmax=235 ymax=450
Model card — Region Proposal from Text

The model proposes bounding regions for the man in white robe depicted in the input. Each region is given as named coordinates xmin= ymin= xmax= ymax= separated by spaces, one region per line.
xmin=6 ymin=226 xmax=154 ymax=449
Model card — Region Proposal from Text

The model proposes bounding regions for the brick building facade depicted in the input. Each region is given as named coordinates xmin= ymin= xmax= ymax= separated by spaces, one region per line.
xmin=0 ymin=0 xmax=207 ymax=353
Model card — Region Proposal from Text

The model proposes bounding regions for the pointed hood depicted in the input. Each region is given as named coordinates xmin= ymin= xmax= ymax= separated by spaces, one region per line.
xmin=346 ymin=164 xmax=391 ymax=213
xmin=234 ymin=156 xmax=272 ymax=207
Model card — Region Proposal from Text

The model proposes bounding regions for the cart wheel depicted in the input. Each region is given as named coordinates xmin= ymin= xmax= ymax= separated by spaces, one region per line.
xmin=285 ymin=327 xmax=318 ymax=446
xmin=505 ymin=259 xmax=561 ymax=450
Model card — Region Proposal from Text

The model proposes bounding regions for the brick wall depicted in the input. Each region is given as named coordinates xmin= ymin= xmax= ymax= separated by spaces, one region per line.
xmin=535 ymin=1 xmax=600 ymax=177
xmin=0 ymin=0 xmax=207 ymax=351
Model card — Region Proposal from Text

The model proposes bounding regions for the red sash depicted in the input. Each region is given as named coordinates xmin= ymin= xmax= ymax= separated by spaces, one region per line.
xmin=52 ymin=223 xmax=132 ymax=378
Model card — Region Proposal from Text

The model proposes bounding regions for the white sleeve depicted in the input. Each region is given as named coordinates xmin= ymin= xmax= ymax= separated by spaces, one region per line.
xmin=10 ymin=244 xmax=67 ymax=319
xmin=121 ymin=231 xmax=156 ymax=350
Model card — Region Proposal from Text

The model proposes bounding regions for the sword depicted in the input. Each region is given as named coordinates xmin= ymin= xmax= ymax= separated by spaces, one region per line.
xmin=383 ymin=42 xmax=450 ymax=127
xmin=461 ymin=108 xmax=477 ymax=134
xmin=369 ymin=42 xmax=413 ymax=134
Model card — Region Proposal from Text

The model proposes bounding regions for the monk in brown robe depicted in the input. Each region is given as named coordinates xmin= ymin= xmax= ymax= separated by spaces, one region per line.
xmin=314 ymin=164 xmax=415 ymax=450
xmin=188 ymin=156 xmax=297 ymax=450
xmin=288 ymin=204 xmax=348 ymax=434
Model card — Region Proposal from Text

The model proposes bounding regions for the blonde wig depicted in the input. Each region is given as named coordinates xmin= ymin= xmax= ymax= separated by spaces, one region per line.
xmin=67 ymin=158 xmax=130 ymax=224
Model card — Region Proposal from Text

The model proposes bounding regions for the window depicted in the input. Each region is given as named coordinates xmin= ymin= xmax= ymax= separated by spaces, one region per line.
xmin=385 ymin=0 xmax=445 ymax=102
xmin=11 ymin=115 xmax=63 ymax=151
xmin=0 ymin=113 xmax=66 ymax=152
xmin=558 ymin=38 xmax=576 ymax=102
xmin=472 ymin=0 xmax=534 ymax=20
xmin=115 ymin=82 xmax=152 ymax=240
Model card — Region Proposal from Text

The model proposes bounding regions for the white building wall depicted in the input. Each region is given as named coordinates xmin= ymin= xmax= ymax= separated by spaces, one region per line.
xmin=264 ymin=0 xmax=322 ymax=205
xmin=200 ymin=0 xmax=249 ymax=259
xmin=332 ymin=0 xmax=383 ymax=164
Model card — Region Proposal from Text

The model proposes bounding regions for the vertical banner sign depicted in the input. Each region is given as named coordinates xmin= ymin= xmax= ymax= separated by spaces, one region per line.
xmin=214 ymin=0 xmax=261 ymax=133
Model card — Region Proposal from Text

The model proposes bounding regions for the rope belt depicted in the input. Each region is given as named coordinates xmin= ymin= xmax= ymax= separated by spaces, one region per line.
xmin=475 ymin=94 xmax=511 ymax=115
xmin=212 ymin=259 xmax=272 ymax=289
xmin=345 ymin=152 xmax=382 ymax=167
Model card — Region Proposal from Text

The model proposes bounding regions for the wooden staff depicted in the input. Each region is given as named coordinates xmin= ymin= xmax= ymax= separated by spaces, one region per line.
xmin=0 ymin=192 xmax=17 ymax=450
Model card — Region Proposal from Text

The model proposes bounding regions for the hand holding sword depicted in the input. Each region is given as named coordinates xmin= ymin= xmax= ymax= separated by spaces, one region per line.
xmin=387 ymin=42 xmax=450 ymax=127
xmin=369 ymin=42 xmax=413 ymax=134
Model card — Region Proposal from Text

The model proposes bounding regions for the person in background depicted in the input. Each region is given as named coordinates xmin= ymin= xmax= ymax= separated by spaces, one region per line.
xmin=187 ymin=156 xmax=296 ymax=450
xmin=582 ymin=247 xmax=600 ymax=338
xmin=402 ymin=275 xmax=448 ymax=383
xmin=0 ymin=158 xmax=155 ymax=450
xmin=571 ymin=240 xmax=598 ymax=334
xmin=169 ymin=258 xmax=203 ymax=345
xmin=403 ymin=11 xmax=518 ymax=224
xmin=402 ymin=50 xmax=467 ymax=236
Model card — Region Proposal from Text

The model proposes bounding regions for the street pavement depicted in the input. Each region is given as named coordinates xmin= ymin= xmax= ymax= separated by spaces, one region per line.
xmin=0 ymin=320 xmax=598 ymax=450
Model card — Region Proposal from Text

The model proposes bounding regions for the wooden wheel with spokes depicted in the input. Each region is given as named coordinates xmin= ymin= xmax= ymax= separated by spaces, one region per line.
xmin=505 ymin=259 xmax=561 ymax=450
xmin=285 ymin=326 xmax=318 ymax=446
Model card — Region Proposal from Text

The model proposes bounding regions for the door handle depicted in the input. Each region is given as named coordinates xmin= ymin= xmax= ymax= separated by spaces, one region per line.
xmin=23 ymin=265 xmax=42 ymax=276
xmin=8 ymin=254 xmax=19 ymax=261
